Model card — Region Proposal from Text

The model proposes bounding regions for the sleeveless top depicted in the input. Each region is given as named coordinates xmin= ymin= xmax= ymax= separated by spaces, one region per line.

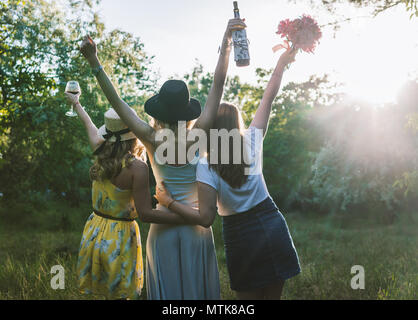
xmin=151 ymin=151 xmax=199 ymax=208
xmin=91 ymin=159 xmax=138 ymax=220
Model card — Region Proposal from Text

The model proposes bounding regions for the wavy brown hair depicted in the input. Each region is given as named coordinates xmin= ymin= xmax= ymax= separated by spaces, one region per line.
xmin=89 ymin=138 xmax=145 ymax=181
xmin=208 ymin=103 xmax=249 ymax=188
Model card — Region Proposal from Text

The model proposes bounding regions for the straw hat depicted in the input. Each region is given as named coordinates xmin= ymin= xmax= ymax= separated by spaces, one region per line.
xmin=97 ymin=108 xmax=136 ymax=142
xmin=93 ymin=108 xmax=137 ymax=156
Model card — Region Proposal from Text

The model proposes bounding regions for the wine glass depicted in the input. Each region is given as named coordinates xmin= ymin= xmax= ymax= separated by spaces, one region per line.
xmin=65 ymin=80 xmax=81 ymax=117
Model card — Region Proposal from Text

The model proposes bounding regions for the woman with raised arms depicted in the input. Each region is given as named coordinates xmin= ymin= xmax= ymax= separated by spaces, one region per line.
xmin=155 ymin=46 xmax=302 ymax=300
xmin=79 ymin=18 xmax=247 ymax=299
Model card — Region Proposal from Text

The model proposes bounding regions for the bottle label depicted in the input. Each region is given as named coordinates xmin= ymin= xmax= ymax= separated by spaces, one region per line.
xmin=232 ymin=29 xmax=250 ymax=62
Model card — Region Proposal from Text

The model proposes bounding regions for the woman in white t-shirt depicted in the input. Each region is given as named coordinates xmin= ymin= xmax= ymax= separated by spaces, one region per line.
xmin=155 ymin=47 xmax=301 ymax=300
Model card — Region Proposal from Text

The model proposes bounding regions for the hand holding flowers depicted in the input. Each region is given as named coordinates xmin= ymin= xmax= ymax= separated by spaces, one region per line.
xmin=273 ymin=14 xmax=322 ymax=54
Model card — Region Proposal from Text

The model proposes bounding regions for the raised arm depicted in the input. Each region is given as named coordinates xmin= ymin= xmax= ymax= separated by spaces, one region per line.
xmin=250 ymin=47 xmax=297 ymax=136
xmin=132 ymin=160 xmax=191 ymax=225
xmin=79 ymin=35 xmax=155 ymax=149
xmin=65 ymin=92 xmax=104 ymax=151
xmin=193 ymin=18 xmax=247 ymax=132
xmin=154 ymin=182 xmax=217 ymax=228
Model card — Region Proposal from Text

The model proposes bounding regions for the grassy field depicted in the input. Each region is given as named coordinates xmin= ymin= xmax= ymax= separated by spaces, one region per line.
xmin=0 ymin=199 xmax=416 ymax=300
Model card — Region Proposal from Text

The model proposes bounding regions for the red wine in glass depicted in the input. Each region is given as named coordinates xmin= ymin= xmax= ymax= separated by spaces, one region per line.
xmin=65 ymin=81 xmax=80 ymax=117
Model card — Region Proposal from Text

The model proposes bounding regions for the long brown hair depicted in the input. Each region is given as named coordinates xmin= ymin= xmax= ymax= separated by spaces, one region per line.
xmin=89 ymin=139 xmax=145 ymax=181
xmin=208 ymin=103 xmax=249 ymax=188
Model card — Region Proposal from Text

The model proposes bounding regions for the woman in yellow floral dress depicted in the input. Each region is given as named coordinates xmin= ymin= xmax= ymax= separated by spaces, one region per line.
xmin=78 ymin=157 xmax=143 ymax=299
xmin=65 ymin=93 xmax=189 ymax=299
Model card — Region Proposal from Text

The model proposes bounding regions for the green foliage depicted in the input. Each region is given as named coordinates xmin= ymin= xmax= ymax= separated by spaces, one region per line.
xmin=0 ymin=0 xmax=155 ymax=203
xmin=310 ymin=141 xmax=402 ymax=213
xmin=308 ymin=80 xmax=418 ymax=213
xmin=183 ymin=61 xmax=214 ymax=108
xmin=394 ymin=93 xmax=418 ymax=199
xmin=395 ymin=170 xmax=418 ymax=198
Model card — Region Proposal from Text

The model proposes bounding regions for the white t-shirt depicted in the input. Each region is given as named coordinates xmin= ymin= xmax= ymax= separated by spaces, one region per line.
xmin=196 ymin=126 xmax=269 ymax=216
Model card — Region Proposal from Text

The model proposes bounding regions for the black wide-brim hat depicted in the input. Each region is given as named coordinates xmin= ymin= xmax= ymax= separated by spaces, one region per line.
xmin=145 ymin=79 xmax=201 ymax=124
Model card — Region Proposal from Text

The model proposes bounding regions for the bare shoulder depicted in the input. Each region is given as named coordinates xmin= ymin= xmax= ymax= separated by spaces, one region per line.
xmin=129 ymin=158 xmax=149 ymax=178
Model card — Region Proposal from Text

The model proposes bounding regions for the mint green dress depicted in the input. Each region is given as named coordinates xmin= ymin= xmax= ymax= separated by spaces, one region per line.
xmin=146 ymin=152 xmax=220 ymax=300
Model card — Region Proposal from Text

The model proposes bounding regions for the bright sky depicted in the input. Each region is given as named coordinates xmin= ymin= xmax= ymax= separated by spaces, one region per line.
xmin=96 ymin=0 xmax=418 ymax=104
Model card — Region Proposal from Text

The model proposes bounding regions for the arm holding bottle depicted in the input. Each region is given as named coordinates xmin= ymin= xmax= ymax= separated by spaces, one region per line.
xmin=193 ymin=18 xmax=246 ymax=132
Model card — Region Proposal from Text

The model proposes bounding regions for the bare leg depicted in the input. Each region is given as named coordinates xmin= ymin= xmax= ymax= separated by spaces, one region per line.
xmin=262 ymin=280 xmax=285 ymax=300
xmin=236 ymin=288 xmax=264 ymax=300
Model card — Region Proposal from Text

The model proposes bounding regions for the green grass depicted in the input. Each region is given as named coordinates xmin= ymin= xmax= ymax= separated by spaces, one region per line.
xmin=0 ymin=200 xmax=416 ymax=299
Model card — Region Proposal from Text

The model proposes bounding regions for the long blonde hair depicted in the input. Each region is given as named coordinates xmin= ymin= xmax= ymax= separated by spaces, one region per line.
xmin=150 ymin=118 xmax=195 ymax=132
xmin=89 ymin=139 xmax=146 ymax=181
xmin=151 ymin=118 xmax=195 ymax=152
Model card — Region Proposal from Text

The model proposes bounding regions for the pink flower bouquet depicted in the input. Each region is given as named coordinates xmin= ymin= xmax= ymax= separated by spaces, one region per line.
xmin=273 ymin=14 xmax=322 ymax=54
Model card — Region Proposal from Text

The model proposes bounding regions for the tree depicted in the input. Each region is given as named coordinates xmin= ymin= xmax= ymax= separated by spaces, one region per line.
xmin=0 ymin=0 xmax=155 ymax=204
xmin=309 ymin=80 xmax=418 ymax=214
xmin=393 ymin=80 xmax=418 ymax=206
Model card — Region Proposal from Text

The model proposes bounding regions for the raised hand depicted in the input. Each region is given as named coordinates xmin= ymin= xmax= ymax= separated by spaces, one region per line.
xmin=278 ymin=46 xmax=297 ymax=67
xmin=65 ymin=92 xmax=80 ymax=106
xmin=80 ymin=35 xmax=97 ymax=63
xmin=193 ymin=18 xmax=246 ymax=132
xmin=225 ymin=18 xmax=247 ymax=39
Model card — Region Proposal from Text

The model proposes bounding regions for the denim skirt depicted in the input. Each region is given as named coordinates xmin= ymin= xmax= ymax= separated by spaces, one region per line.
xmin=222 ymin=197 xmax=301 ymax=291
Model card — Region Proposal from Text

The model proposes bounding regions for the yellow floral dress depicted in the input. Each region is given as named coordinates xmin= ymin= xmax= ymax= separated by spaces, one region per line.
xmin=77 ymin=161 xmax=143 ymax=299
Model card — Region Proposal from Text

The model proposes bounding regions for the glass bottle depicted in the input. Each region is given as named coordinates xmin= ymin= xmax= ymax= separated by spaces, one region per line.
xmin=232 ymin=1 xmax=250 ymax=67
